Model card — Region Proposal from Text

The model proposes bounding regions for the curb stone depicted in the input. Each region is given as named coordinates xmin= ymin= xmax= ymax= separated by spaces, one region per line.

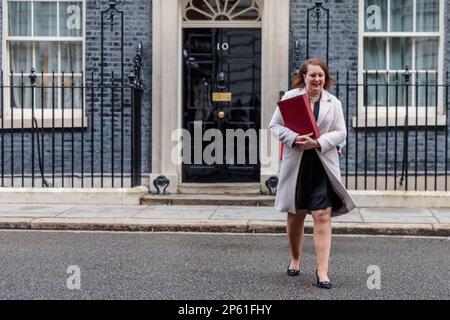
xmin=432 ymin=224 xmax=450 ymax=237
xmin=331 ymin=223 xmax=434 ymax=236
xmin=30 ymin=218 xmax=250 ymax=233
xmin=0 ymin=218 xmax=446 ymax=236
xmin=0 ymin=218 xmax=32 ymax=229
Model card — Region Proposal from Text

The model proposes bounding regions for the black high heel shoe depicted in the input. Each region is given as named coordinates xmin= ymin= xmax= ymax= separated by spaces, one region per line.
xmin=287 ymin=261 xmax=300 ymax=276
xmin=315 ymin=269 xmax=332 ymax=289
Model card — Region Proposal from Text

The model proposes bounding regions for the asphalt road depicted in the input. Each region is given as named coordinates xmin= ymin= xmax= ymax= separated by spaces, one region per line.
xmin=0 ymin=230 xmax=448 ymax=300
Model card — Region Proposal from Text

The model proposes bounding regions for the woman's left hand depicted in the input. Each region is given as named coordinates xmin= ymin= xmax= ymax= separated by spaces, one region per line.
xmin=294 ymin=132 xmax=319 ymax=150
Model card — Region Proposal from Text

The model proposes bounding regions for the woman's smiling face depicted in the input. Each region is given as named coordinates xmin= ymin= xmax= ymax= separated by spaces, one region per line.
xmin=304 ymin=64 xmax=325 ymax=93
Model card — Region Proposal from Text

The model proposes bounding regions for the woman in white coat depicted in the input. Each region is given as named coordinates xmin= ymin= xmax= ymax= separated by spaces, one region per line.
xmin=269 ymin=58 xmax=357 ymax=289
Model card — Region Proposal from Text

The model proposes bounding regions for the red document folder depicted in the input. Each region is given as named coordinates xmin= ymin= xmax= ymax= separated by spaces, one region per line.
xmin=277 ymin=93 xmax=320 ymax=139
xmin=277 ymin=94 xmax=320 ymax=160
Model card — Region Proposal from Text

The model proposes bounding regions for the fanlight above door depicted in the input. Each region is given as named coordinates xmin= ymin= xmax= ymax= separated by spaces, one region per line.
xmin=183 ymin=0 xmax=263 ymax=22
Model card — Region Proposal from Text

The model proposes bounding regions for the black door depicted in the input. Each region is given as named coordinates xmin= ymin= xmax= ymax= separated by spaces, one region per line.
xmin=182 ymin=28 xmax=261 ymax=182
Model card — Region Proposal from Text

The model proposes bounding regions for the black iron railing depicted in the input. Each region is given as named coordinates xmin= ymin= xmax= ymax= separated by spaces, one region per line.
xmin=331 ymin=69 xmax=449 ymax=191
xmin=0 ymin=44 xmax=143 ymax=188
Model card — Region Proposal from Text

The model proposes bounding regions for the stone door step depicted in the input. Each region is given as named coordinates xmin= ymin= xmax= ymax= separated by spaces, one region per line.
xmin=140 ymin=194 xmax=275 ymax=206
xmin=177 ymin=183 xmax=262 ymax=195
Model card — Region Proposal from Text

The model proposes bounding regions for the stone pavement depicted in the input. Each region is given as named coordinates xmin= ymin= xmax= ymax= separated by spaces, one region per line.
xmin=0 ymin=204 xmax=449 ymax=236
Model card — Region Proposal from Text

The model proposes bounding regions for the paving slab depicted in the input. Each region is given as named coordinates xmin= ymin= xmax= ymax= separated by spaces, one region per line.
xmin=429 ymin=209 xmax=450 ymax=223
xmin=0 ymin=203 xmax=448 ymax=236
xmin=56 ymin=205 xmax=147 ymax=218
xmin=360 ymin=208 xmax=439 ymax=223
xmin=212 ymin=208 xmax=360 ymax=222
xmin=212 ymin=206 xmax=285 ymax=221
xmin=0 ymin=204 xmax=75 ymax=217
xmin=331 ymin=208 xmax=363 ymax=222
xmin=264 ymin=208 xmax=362 ymax=223
xmin=134 ymin=205 xmax=218 ymax=220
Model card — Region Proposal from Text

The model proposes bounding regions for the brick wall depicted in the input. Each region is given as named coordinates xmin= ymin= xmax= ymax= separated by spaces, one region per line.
xmin=0 ymin=0 xmax=449 ymax=189
xmin=289 ymin=0 xmax=450 ymax=183
xmin=0 ymin=0 xmax=152 ymax=186
xmin=84 ymin=0 xmax=152 ymax=177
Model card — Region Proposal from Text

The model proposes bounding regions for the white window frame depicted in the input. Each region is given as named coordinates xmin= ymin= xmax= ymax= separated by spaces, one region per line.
xmin=356 ymin=0 xmax=445 ymax=127
xmin=1 ymin=0 xmax=86 ymax=128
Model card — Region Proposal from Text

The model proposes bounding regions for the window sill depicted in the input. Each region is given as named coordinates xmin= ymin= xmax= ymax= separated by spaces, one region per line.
xmin=0 ymin=117 xmax=89 ymax=130
xmin=352 ymin=114 xmax=447 ymax=128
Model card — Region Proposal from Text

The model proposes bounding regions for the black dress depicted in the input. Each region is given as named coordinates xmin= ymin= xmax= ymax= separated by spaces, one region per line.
xmin=295 ymin=99 xmax=343 ymax=213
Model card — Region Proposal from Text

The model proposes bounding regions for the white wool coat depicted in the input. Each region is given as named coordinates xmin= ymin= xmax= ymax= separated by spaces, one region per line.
xmin=269 ymin=88 xmax=357 ymax=216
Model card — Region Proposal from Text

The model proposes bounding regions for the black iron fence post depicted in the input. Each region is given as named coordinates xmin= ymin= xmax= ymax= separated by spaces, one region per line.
xmin=129 ymin=43 xmax=143 ymax=187
xmin=446 ymin=71 xmax=449 ymax=191
xmin=30 ymin=68 xmax=37 ymax=187
xmin=400 ymin=66 xmax=411 ymax=189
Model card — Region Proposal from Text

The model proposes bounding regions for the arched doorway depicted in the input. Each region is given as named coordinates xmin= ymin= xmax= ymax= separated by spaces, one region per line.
xmin=151 ymin=0 xmax=289 ymax=193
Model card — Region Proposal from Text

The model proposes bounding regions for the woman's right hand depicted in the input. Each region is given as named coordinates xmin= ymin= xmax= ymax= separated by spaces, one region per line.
xmin=293 ymin=133 xmax=315 ymax=150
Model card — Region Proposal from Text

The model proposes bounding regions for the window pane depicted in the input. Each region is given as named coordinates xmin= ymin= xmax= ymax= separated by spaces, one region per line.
xmin=363 ymin=73 xmax=387 ymax=107
xmin=8 ymin=1 xmax=31 ymax=36
xmin=9 ymin=42 xmax=32 ymax=73
xmin=35 ymin=42 xmax=58 ymax=73
xmin=416 ymin=72 xmax=437 ymax=107
xmin=61 ymin=42 xmax=82 ymax=73
xmin=36 ymin=76 xmax=56 ymax=109
xmin=364 ymin=0 xmax=387 ymax=32
xmin=228 ymin=0 xmax=260 ymax=20
xmin=416 ymin=0 xmax=439 ymax=32
xmin=34 ymin=2 xmax=57 ymax=36
xmin=60 ymin=2 xmax=83 ymax=37
xmin=416 ymin=38 xmax=438 ymax=70
xmin=390 ymin=0 xmax=413 ymax=32
xmin=389 ymin=38 xmax=412 ymax=70
xmin=388 ymin=72 xmax=411 ymax=107
xmin=61 ymin=76 xmax=82 ymax=109
xmin=11 ymin=76 xmax=32 ymax=109
xmin=364 ymin=38 xmax=386 ymax=69
xmin=185 ymin=0 xmax=214 ymax=20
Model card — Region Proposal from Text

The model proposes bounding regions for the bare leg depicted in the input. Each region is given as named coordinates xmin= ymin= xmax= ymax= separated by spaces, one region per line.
xmin=311 ymin=207 xmax=332 ymax=281
xmin=287 ymin=210 xmax=307 ymax=270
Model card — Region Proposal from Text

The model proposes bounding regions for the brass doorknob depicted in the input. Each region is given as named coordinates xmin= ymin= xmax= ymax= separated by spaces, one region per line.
xmin=218 ymin=110 xmax=225 ymax=119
